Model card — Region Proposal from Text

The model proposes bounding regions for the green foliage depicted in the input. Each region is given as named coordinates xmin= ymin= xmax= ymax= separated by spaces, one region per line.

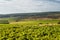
xmin=58 ymin=21 xmax=60 ymax=24
xmin=0 ymin=24 xmax=60 ymax=40
xmin=0 ymin=20 xmax=9 ymax=24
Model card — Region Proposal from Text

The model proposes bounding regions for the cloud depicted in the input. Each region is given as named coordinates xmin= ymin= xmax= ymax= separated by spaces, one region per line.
xmin=0 ymin=0 xmax=60 ymax=14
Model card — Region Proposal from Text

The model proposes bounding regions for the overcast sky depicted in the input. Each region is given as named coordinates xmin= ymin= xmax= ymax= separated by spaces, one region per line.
xmin=0 ymin=0 xmax=60 ymax=14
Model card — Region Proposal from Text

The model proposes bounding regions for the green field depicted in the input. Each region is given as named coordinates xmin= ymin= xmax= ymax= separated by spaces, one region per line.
xmin=0 ymin=20 xmax=60 ymax=40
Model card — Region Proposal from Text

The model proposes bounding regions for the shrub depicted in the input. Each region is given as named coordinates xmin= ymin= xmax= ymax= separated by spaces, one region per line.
xmin=39 ymin=23 xmax=43 ymax=24
xmin=0 ymin=20 xmax=9 ymax=24
xmin=58 ymin=21 xmax=60 ymax=24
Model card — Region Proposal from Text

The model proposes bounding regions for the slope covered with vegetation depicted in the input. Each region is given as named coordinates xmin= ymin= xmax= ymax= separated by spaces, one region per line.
xmin=0 ymin=12 xmax=60 ymax=40
xmin=0 ymin=23 xmax=60 ymax=40
xmin=0 ymin=12 xmax=60 ymax=19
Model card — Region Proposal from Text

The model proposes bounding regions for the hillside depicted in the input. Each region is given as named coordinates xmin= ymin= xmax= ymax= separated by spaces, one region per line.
xmin=0 ymin=12 xmax=60 ymax=19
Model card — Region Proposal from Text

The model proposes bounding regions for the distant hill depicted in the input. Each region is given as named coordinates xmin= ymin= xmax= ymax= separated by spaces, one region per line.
xmin=0 ymin=12 xmax=60 ymax=19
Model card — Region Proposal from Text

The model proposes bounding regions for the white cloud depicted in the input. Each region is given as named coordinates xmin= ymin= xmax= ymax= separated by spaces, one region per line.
xmin=0 ymin=0 xmax=60 ymax=14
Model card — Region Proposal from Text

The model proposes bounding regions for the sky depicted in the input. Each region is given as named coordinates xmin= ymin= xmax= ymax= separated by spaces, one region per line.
xmin=0 ymin=0 xmax=60 ymax=14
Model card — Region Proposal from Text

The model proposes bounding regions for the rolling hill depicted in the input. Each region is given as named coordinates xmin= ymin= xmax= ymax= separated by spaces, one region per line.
xmin=0 ymin=12 xmax=60 ymax=19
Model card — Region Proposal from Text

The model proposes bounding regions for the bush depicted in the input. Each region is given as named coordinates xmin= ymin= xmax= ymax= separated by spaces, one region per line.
xmin=0 ymin=20 xmax=9 ymax=24
xmin=58 ymin=21 xmax=60 ymax=24
xmin=39 ymin=23 xmax=43 ymax=24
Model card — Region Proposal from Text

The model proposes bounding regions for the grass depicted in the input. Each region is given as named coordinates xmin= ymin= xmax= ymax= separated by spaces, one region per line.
xmin=10 ymin=19 xmax=60 ymax=25
xmin=0 ymin=19 xmax=60 ymax=40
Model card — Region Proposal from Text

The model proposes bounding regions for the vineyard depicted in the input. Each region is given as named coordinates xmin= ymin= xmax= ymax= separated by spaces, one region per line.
xmin=0 ymin=20 xmax=60 ymax=40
